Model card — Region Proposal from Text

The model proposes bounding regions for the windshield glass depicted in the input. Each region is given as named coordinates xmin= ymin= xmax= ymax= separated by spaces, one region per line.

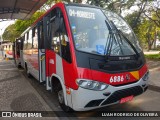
xmin=104 ymin=11 xmax=142 ymax=53
xmin=66 ymin=6 xmax=142 ymax=56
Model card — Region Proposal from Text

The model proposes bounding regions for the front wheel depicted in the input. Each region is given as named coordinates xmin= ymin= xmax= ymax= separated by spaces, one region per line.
xmin=57 ymin=84 xmax=73 ymax=112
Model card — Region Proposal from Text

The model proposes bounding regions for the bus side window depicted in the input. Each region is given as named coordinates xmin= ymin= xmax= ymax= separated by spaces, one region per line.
xmin=60 ymin=19 xmax=72 ymax=63
xmin=51 ymin=8 xmax=71 ymax=63
xmin=27 ymin=30 xmax=33 ymax=49
xmin=23 ymin=34 xmax=28 ymax=50
xmin=33 ymin=27 xmax=38 ymax=49
xmin=39 ymin=23 xmax=44 ymax=49
xmin=50 ymin=9 xmax=61 ymax=55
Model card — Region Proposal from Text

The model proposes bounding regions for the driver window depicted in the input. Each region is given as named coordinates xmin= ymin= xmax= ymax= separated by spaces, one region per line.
xmin=50 ymin=8 xmax=71 ymax=63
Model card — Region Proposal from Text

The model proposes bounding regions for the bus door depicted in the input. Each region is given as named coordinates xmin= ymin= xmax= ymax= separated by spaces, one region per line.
xmin=13 ymin=41 xmax=16 ymax=64
xmin=42 ymin=15 xmax=53 ymax=90
xmin=20 ymin=38 xmax=24 ymax=68
xmin=16 ymin=38 xmax=22 ymax=65
xmin=38 ymin=21 xmax=46 ymax=84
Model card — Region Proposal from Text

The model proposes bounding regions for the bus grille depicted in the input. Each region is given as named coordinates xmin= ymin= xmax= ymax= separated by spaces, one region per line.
xmin=85 ymin=99 xmax=104 ymax=108
xmin=101 ymin=86 xmax=143 ymax=106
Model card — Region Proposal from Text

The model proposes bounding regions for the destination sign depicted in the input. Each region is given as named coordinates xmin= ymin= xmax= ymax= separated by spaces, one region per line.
xmin=69 ymin=9 xmax=95 ymax=19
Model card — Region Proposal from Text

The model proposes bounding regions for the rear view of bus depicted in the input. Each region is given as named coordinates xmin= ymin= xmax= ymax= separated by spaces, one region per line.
xmin=64 ymin=4 xmax=149 ymax=111
xmin=1 ymin=42 xmax=13 ymax=59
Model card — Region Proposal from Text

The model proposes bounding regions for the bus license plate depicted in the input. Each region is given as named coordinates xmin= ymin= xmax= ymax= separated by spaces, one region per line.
xmin=120 ymin=95 xmax=133 ymax=104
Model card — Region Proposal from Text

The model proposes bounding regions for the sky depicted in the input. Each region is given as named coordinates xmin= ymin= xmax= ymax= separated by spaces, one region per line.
xmin=0 ymin=20 xmax=15 ymax=36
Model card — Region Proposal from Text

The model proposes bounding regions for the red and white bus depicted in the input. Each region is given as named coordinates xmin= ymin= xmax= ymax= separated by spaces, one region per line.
xmin=1 ymin=41 xmax=13 ymax=59
xmin=20 ymin=2 xmax=149 ymax=111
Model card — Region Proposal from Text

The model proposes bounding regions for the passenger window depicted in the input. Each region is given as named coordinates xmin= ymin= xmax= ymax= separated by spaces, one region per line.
xmin=39 ymin=23 xmax=44 ymax=49
xmin=50 ymin=8 xmax=71 ymax=63
xmin=51 ymin=31 xmax=61 ymax=54
xmin=33 ymin=27 xmax=38 ymax=49
xmin=27 ymin=32 xmax=29 ymax=40
xmin=27 ymin=30 xmax=32 ymax=49
xmin=23 ymin=34 xmax=28 ymax=50
xmin=60 ymin=23 xmax=72 ymax=63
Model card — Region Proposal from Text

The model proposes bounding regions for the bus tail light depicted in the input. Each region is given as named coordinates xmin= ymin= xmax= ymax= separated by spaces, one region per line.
xmin=76 ymin=79 xmax=109 ymax=91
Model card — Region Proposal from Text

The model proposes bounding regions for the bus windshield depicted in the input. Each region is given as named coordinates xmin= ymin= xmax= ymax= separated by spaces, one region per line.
xmin=104 ymin=10 xmax=142 ymax=54
xmin=66 ymin=6 xmax=142 ymax=56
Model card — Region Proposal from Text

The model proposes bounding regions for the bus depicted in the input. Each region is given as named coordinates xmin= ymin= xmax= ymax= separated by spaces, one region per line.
xmin=1 ymin=41 xmax=13 ymax=59
xmin=20 ymin=2 xmax=149 ymax=111
xmin=13 ymin=37 xmax=23 ymax=67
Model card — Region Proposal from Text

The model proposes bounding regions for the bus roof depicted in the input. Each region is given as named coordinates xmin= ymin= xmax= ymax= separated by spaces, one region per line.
xmin=32 ymin=2 xmax=100 ymax=27
xmin=21 ymin=2 xmax=101 ymax=36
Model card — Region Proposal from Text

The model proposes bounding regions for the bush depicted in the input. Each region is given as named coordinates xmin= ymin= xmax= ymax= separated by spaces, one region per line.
xmin=145 ymin=54 xmax=160 ymax=60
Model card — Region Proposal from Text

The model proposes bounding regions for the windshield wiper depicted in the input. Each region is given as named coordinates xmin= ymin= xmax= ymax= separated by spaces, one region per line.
xmin=104 ymin=20 xmax=114 ymax=59
xmin=104 ymin=20 xmax=124 ymax=59
xmin=109 ymin=21 xmax=139 ymax=59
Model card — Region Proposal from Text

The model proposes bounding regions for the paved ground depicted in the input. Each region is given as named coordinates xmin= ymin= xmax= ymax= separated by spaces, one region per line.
xmin=0 ymin=58 xmax=160 ymax=120
xmin=0 ymin=60 xmax=59 ymax=120
xmin=146 ymin=59 xmax=160 ymax=87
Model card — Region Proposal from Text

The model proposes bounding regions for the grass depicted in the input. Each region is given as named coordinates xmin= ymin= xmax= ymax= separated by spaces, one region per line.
xmin=144 ymin=54 xmax=160 ymax=60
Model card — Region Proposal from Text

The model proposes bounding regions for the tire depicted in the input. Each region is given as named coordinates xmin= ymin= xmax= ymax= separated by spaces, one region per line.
xmin=17 ymin=64 xmax=21 ymax=69
xmin=16 ymin=62 xmax=21 ymax=69
xmin=57 ymin=83 xmax=73 ymax=112
xmin=25 ymin=63 xmax=31 ymax=78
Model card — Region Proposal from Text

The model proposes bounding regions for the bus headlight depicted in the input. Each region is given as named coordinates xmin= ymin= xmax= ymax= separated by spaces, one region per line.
xmin=142 ymin=71 xmax=149 ymax=81
xmin=76 ymin=79 xmax=109 ymax=91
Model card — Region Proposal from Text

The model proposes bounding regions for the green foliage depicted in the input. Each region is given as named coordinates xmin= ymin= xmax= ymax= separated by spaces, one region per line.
xmin=2 ymin=24 xmax=21 ymax=42
xmin=125 ymin=10 xmax=160 ymax=49
xmin=87 ymin=0 xmax=135 ymax=15
xmin=2 ymin=0 xmax=160 ymax=48
xmin=2 ymin=11 xmax=44 ymax=42
xmin=137 ymin=20 xmax=158 ymax=49
xmin=14 ymin=11 xmax=44 ymax=33
xmin=125 ymin=11 xmax=141 ymax=29
xmin=145 ymin=54 xmax=160 ymax=60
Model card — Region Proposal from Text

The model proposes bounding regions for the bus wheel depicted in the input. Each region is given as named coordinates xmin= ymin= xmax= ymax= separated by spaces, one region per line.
xmin=17 ymin=64 xmax=21 ymax=69
xmin=57 ymin=84 xmax=72 ymax=112
xmin=16 ymin=63 xmax=21 ymax=68
xmin=25 ymin=64 xmax=31 ymax=78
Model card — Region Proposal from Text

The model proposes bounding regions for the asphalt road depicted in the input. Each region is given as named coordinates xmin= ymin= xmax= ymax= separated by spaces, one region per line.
xmin=0 ymin=60 xmax=160 ymax=120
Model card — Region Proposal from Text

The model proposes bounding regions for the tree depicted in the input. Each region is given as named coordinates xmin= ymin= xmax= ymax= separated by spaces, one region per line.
xmin=2 ymin=11 xmax=44 ymax=42
xmin=136 ymin=19 xmax=160 ymax=50
xmin=2 ymin=24 xmax=21 ymax=42
xmin=41 ymin=0 xmax=82 ymax=10
xmin=125 ymin=11 xmax=141 ymax=30
xmin=143 ymin=0 xmax=160 ymax=27
xmin=85 ymin=0 xmax=140 ymax=16
xmin=14 ymin=11 xmax=44 ymax=33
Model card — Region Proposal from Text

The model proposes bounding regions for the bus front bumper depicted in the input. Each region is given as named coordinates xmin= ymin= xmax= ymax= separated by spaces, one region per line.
xmin=70 ymin=75 xmax=149 ymax=111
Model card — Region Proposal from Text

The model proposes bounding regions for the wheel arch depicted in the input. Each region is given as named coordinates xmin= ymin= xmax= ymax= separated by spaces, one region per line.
xmin=50 ymin=74 xmax=68 ymax=106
